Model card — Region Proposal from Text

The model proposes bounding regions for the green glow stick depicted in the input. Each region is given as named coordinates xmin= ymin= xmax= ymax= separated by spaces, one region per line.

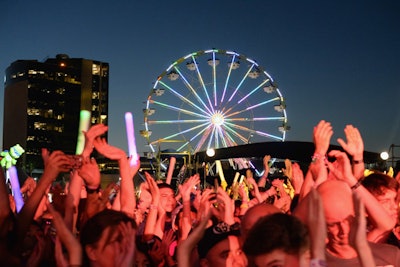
xmin=76 ymin=110 xmax=91 ymax=154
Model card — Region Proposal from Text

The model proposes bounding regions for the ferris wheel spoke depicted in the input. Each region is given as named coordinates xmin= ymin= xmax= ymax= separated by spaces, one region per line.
xmin=237 ymin=79 xmax=270 ymax=104
xmin=212 ymin=51 xmax=217 ymax=107
xmin=151 ymin=100 xmax=209 ymax=119
xmin=226 ymin=121 xmax=283 ymax=141
xmin=192 ymin=56 xmax=214 ymax=113
xmin=150 ymin=122 xmax=210 ymax=145
xmin=221 ymin=54 xmax=237 ymax=103
xmin=176 ymin=125 xmax=210 ymax=151
xmin=253 ymin=130 xmax=284 ymax=141
xmin=228 ymin=63 xmax=255 ymax=102
xmin=194 ymin=126 xmax=214 ymax=153
xmin=223 ymin=124 xmax=249 ymax=143
xmin=158 ymin=80 xmax=210 ymax=116
xmin=207 ymin=126 xmax=217 ymax=150
xmin=173 ymin=67 xmax=213 ymax=114
xmin=224 ymin=97 xmax=280 ymax=119
xmin=225 ymin=116 xmax=285 ymax=122
xmin=147 ymin=119 xmax=209 ymax=124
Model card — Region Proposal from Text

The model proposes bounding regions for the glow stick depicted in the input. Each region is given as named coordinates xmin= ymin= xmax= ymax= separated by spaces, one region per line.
xmin=75 ymin=110 xmax=91 ymax=154
xmin=239 ymin=175 xmax=245 ymax=184
xmin=215 ymin=160 xmax=225 ymax=182
xmin=8 ymin=166 xmax=24 ymax=212
xmin=232 ymin=172 xmax=240 ymax=185
xmin=125 ymin=112 xmax=138 ymax=165
xmin=166 ymin=157 xmax=176 ymax=184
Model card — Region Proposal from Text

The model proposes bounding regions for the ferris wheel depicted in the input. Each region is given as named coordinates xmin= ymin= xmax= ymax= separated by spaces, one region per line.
xmin=141 ymin=49 xmax=289 ymax=156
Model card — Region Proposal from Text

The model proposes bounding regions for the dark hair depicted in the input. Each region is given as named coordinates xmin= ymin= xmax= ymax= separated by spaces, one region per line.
xmin=243 ymin=213 xmax=309 ymax=257
xmin=80 ymin=209 xmax=136 ymax=266
xmin=362 ymin=172 xmax=399 ymax=196
xmin=157 ymin=182 xmax=174 ymax=191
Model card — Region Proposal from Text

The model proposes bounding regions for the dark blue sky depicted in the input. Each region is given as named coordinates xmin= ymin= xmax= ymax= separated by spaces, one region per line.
xmin=1 ymin=0 xmax=400 ymax=155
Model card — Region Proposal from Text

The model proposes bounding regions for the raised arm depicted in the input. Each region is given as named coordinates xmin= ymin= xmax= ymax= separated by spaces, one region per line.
xmin=93 ymin=137 xmax=140 ymax=218
xmin=257 ymin=155 xmax=271 ymax=187
xmin=15 ymin=149 xmax=71 ymax=253
xmin=337 ymin=125 xmax=365 ymax=180
xmin=327 ymin=150 xmax=395 ymax=242
xmin=0 ymin=166 xmax=12 ymax=238
xmin=300 ymin=120 xmax=332 ymax=200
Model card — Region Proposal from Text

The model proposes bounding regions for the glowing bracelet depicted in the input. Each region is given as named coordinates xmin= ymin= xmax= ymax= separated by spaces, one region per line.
xmin=8 ymin=166 xmax=24 ymax=212
xmin=75 ymin=110 xmax=91 ymax=155
xmin=125 ymin=112 xmax=138 ymax=165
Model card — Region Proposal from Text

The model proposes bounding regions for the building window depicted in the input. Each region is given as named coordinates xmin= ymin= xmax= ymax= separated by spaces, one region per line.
xmin=92 ymin=64 xmax=100 ymax=75
xmin=27 ymin=108 xmax=41 ymax=116
xmin=34 ymin=122 xmax=47 ymax=130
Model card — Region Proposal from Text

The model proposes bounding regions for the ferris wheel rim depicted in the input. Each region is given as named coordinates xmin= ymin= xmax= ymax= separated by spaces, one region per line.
xmin=142 ymin=48 xmax=289 ymax=154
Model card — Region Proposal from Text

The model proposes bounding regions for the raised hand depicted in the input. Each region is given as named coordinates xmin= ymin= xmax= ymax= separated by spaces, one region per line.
xmin=41 ymin=148 xmax=72 ymax=179
xmin=313 ymin=120 xmax=333 ymax=156
xmin=178 ymin=174 xmax=200 ymax=201
xmin=77 ymin=157 xmax=100 ymax=189
xmin=93 ymin=137 xmax=126 ymax=161
xmin=337 ymin=125 xmax=364 ymax=160
xmin=20 ymin=177 xmax=37 ymax=199
xmin=291 ymin=162 xmax=304 ymax=194
xmin=327 ymin=150 xmax=357 ymax=186
xmin=81 ymin=124 xmax=108 ymax=158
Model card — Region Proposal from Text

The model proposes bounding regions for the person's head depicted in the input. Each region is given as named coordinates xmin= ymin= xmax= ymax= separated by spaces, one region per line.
xmin=197 ymin=222 xmax=247 ymax=267
xmin=317 ymin=180 xmax=354 ymax=251
xmin=134 ymin=238 xmax=153 ymax=267
xmin=157 ymin=183 xmax=177 ymax=213
xmin=80 ymin=209 xmax=137 ymax=267
xmin=137 ymin=189 xmax=152 ymax=214
xmin=243 ymin=213 xmax=310 ymax=267
xmin=240 ymin=203 xmax=281 ymax=241
xmin=362 ymin=172 xmax=399 ymax=223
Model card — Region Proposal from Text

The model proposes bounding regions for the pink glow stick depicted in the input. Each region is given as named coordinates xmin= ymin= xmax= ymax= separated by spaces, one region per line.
xmin=125 ymin=112 xmax=138 ymax=165
xmin=8 ymin=166 xmax=24 ymax=212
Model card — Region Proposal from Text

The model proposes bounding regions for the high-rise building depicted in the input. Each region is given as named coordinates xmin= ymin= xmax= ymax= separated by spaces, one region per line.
xmin=3 ymin=54 xmax=109 ymax=172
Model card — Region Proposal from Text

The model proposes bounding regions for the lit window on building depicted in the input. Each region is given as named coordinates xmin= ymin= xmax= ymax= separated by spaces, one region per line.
xmin=92 ymin=64 xmax=100 ymax=75
xmin=92 ymin=92 xmax=99 ymax=99
xmin=18 ymin=72 xmax=25 ymax=77
xmin=27 ymin=136 xmax=35 ymax=141
xmin=28 ymin=70 xmax=38 ymax=75
xmin=27 ymin=108 xmax=41 ymax=116
xmin=92 ymin=105 xmax=98 ymax=111
xmin=56 ymin=87 xmax=65 ymax=94
xmin=56 ymin=114 xmax=63 ymax=120
xmin=34 ymin=122 xmax=47 ymax=130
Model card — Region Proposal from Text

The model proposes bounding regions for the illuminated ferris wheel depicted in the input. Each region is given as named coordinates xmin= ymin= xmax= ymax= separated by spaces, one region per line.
xmin=141 ymin=49 xmax=289 ymax=155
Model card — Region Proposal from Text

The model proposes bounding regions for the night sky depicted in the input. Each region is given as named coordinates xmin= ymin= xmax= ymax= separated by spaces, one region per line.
xmin=1 ymin=0 xmax=400 ymax=156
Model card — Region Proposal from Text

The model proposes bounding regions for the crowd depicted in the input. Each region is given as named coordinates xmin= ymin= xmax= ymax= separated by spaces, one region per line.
xmin=1 ymin=120 xmax=400 ymax=267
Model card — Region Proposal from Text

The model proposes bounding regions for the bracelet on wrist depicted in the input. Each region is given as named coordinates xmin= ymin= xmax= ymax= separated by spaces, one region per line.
xmin=310 ymin=259 xmax=327 ymax=267
xmin=350 ymin=179 xmax=363 ymax=191
xmin=352 ymin=158 xmax=364 ymax=164
xmin=86 ymin=185 xmax=101 ymax=194
xmin=311 ymin=153 xmax=326 ymax=164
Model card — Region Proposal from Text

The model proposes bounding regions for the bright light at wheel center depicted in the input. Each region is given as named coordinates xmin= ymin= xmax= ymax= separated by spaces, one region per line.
xmin=211 ymin=112 xmax=225 ymax=126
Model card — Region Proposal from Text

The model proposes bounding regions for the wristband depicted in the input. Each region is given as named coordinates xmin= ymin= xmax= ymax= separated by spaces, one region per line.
xmin=86 ymin=185 xmax=101 ymax=194
xmin=310 ymin=259 xmax=327 ymax=267
xmin=350 ymin=179 xmax=363 ymax=191
xmin=311 ymin=153 xmax=326 ymax=164
xmin=352 ymin=159 xmax=363 ymax=164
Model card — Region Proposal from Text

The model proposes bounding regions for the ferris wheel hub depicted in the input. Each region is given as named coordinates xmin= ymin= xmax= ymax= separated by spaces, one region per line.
xmin=210 ymin=111 xmax=225 ymax=126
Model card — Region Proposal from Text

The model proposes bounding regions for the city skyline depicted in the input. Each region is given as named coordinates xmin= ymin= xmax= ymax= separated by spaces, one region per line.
xmin=1 ymin=0 xmax=400 ymax=158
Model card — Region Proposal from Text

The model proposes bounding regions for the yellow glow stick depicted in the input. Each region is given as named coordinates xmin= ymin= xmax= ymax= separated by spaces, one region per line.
xmin=75 ymin=110 xmax=91 ymax=154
